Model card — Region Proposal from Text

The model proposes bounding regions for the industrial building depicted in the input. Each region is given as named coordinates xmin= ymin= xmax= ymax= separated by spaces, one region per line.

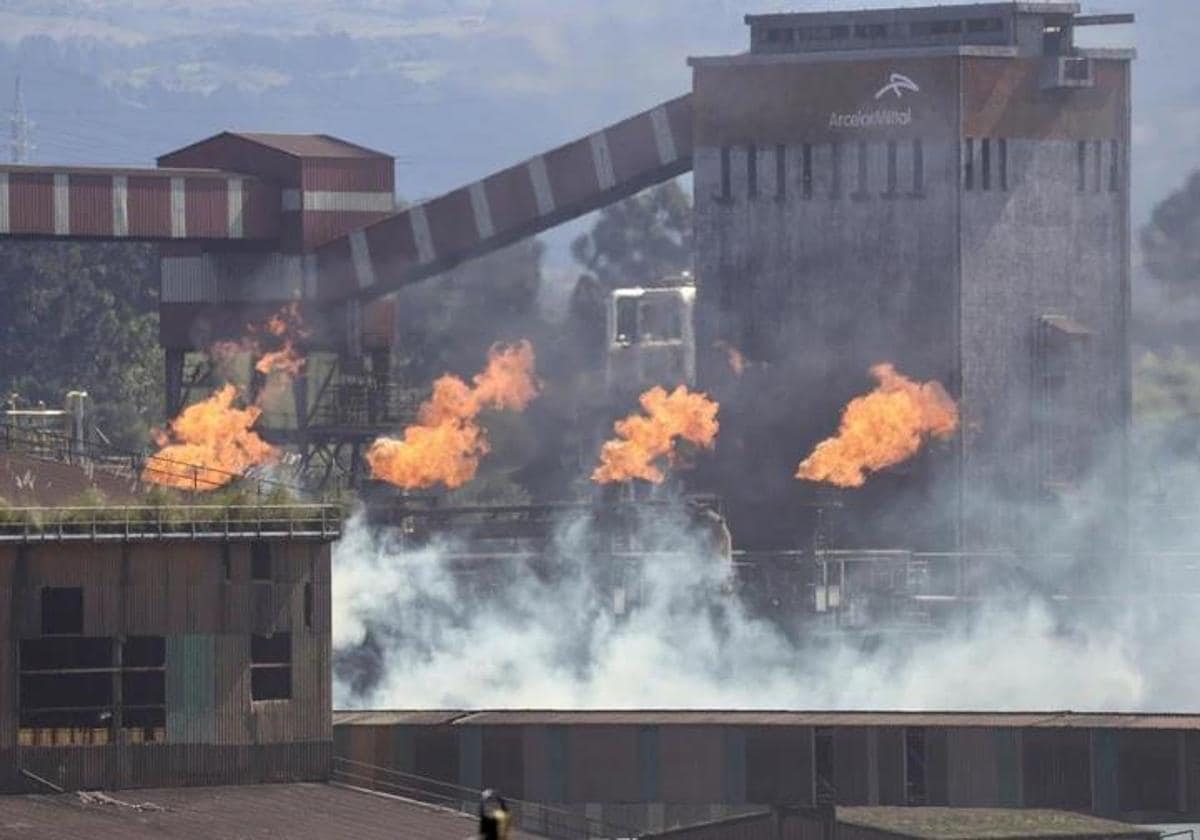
xmin=0 ymin=503 xmax=339 ymax=793
xmin=334 ymin=710 xmax=1200 ymax=834
xmin=690 ymin=2 xmax=1134 ymax=552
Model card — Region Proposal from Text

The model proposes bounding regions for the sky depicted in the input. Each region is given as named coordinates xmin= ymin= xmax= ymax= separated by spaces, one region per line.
xmin=0 ymin=0 xmax=1195 ymax=272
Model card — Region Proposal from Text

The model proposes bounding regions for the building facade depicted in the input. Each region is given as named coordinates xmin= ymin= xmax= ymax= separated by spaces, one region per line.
xmin=690 ymin=2 xmax=1133 ymax=553
xmin=0 ymin=509 xmax=338 ymax=792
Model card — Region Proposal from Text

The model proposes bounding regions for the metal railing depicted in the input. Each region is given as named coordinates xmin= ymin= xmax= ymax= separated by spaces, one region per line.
xmin=0 ymin=504 xmax=342 ymax=542
xmin=331 ymin=756 xmax=640 ymax=839
xmin=0 ymin=421 xmax=307 ymax=498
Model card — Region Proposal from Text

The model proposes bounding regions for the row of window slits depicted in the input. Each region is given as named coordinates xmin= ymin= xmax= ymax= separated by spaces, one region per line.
xmin=759 ymin=16 xmax=1002 ymax=45
xmin=962 ymin=138 xmax=1010 ymax=192
xmin=1077 ymin=139 xmax=1123 ymax=194
xmin=717 ymin=141 xmax=926 ymax=203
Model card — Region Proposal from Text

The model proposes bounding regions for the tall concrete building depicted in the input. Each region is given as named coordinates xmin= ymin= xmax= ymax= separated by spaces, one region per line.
xmin=690 ymin=2 xmax=1134 ymax=552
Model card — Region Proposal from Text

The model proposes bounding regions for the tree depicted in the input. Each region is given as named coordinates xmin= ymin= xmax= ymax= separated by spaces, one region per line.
xmin=0 ymin=241 xmax=162 ymax=450
xmin=1141 ymin=171 xmax=1200 ymax=300
xmin=571 ymin=180 xmax=692 ymax=290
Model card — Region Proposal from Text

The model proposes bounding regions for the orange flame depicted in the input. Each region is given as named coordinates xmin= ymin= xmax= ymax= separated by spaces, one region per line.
xmin=592 ymin=385 xmax=720 ymax=484
xmin=141 ymin=384 xmax=277 ymax=489
xmin=254 ymin=302 xmax=306 ymax=377
xmin=795 ymin=363 xmax=959 ymax=488
xmin=366 ymin=341 xmax=540 ymax=489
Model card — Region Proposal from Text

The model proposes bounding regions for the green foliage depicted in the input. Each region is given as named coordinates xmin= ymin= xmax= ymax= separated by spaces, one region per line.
xmin=571 ymin=179 xmax=692 ymax=290
xmin=0 ymin=241 xmax=162 ymax=449
xmin=1142 ymin=171 xmax=1200 ymax=299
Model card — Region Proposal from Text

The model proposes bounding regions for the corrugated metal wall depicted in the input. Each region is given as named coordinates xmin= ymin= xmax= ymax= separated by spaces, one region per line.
xmin=0 ymin=537 xmax=333 ymax=792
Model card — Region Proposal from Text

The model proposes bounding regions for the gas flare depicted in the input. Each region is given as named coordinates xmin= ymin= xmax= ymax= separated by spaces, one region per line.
xmin=142 ymin=384 xmax=277 ymax=489
xmin=366 ymin=341 xmax=540 ymax=489
xmin=592 ymin=385 xmax=720 ymax=484
xmin=795 ymin=363 xmax=958 ymax=488
xmin=254 ymin=302 xmax=307 ymax=377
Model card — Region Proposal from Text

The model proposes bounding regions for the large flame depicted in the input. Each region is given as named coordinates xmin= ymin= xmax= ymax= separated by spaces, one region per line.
xmin=142 ymin=384 xmax=277 ymax=489
xmin=592 ymin=385 xmax=720 ymax=484
xmin=254 ymin=302 xmax=306 ymax=377
xmin=795 ymin=363 xmax=959 ymax=488
xmin=366 ymin=341 xmax=540 ymax=489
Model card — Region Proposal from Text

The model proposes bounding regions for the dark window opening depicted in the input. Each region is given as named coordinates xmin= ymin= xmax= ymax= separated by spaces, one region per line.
xmin=121 ymin=635 xmax=166 ymax=737
xmin=251 ymin=542 xmax=272 ymax=581
xmin=304 ymin=582 xmax=314 ymax=629
xmin=1092 ymin=140 xmax=1102 ymax=193
xmin=222 ymin=543 xmax=232 ymax=581
xmin=912 ymin=19 xmax=963 ymax=37
xmin=884 ymin=140 xmax=898 ymax=197
xmin=964 ymin=138 xmax=975 ymax=190
xmin=999 ymin=138 xmax=1009 ymax=191
xmin=830 ymin=143 xmax=842 ymax=199
xmin=912 ymin=139 xmax=925 ymax=195
xmin=1076 ymin=141 xmax=1087 ymax=192
xmin=1108 ymin=140 xmax=1120 ymax=193
xmin=41 ymin=587 xmax=83 ymax=636
xmin=747 ymin=145 xmax=758 ymax=199
xmin=21 ymin=637 xmax=111 ymax=671
xmin=815 ymin=728 xmax=836 ymax=804
xmin=852 ymin=141 xmax=869 ymax=199
xmin=802 ymin=143 xmax=814 ymax=199
xmin=966 ymin=17 xmax=1003 ymax=33
xmin=124 ymin=635 xmax=165 ymax=668
xmin=775 ymin=144 xmax=786 ymax=200
xmin=20 ymin=673 xmax=112 ymax=723
xmin=981 ymin=138 xmax=992 ymax=191
xmin=906 ymin=728 xmax=928 ymax=805
xmin=719 ymin=146 xmax=732 ymax=201
xmin=1063 ymin=57 xmax=1091 ymax=81
xmin=854 ymin=23 xmax=887 ymax=39
xmin=251 ymin=632 xmax=292 ymax=701
xmin=122 ymin=671 xmax=165 ymax=707
xmin=615 ymin=297 xmax=639 ymax=344
xmin=640 ymin=298 xmax=682 ymax=342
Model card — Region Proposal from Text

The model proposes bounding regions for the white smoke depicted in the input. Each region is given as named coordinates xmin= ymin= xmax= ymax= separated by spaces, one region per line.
xmin=331 ymin=504 xmax=1168 ymax=711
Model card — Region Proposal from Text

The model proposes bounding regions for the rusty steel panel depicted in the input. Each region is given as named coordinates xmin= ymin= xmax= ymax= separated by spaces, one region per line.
xmin=925 ymin=727 xmax=949 ymax=806
xmin=745 ymin=725 xmax=813 ymax=805
xmin=302 ymin=158 xmax=392 ymax=192
xmin=567 ymin=726 xmax=640 ymax=803
xmin=127 ymin=175 xmax=172 ymax=238
xmin=946 ymin=727 xmax=1002 ymax=806
xmin=213 ymin=633 xmax=250 ymax=745
xmin=67 ymin=174 xmax=114 ymax=236
xmin=834 ymin=728 xmax=871 ymax=806
xmin=659 ymin=725 xmax=725 ymax=804
xmin=413 ymin=725 xmax=459 ymax=784
xmin=423 ymin=187 xmax=481 ymax=261
xmin=482 ymin=726 xmax=526 ymax=799
xmin=876 ymin=728 xmax=904 ymax=806
xmin=159 ymin=133 xmax=301 ymax=184
xmin=302 ymin=209 xmax=390 ymax=252
xmin=542 ymin=137 xmax=603 ymax=212
xmin=1023 ymin=729 xmax=1092 ymax=810
xmin=7 ymin=172 xmax=52 ymax=234
xmin=242 ymin=180 xmax=281 ymax=239
xmin=479 ymin=162 xmax=541 ymax=245
xmin=963 ymin=57 xmax=1129 ymax=141
xmin=1119 ymin=730 xmax=1182 ymax=815
xmin=183 ymin=177 xmax=228 ymax=239
xmin=522 ymin=724 xmax=552 ymax=802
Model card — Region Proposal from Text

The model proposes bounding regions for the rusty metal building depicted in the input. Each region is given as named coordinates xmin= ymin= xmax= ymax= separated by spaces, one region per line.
xmin=0 ymin=506 xmax=339 ymax=793
xmin=333 ymin=710 xmax=1200 ymax=834
xmin=690 ymin=3 xmax=1134 ymax=553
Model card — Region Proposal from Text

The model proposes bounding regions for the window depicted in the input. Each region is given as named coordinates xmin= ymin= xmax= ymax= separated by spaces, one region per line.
xmin=912 ymin=19 xmax=963 ymax=37
xmin=852 ymin=140 xmax=869 ymax=199
xmin=966 ymin=17 xmax=1003 ymax=33
xmin=747 ymin=145 xmax=758 ymax=199
xmin=815 ymin=728 xmax=836 ymax=804
xmin=251 ymin=633 xmax=292 ymax=701
xmin=981 ymin=138 xmax=992 ymax=191
xmin=884 ymin=140 xmax=898 ymax=197
xmin=998 ymin=138 xmax=1009 ymax=191
xmin=1093 ymin=140 xmax=1102 ymax=194
xmin=963 ymin=138 xmax=975 ymax=190
xmin=1064 ymin=57 xmax=1091 ymax=81
xmin=1076 ymin=141 xmax=1087 ymax=192
xmin=640 ymin=298 xmax=682 ymax=342
xmin=854 ymin=23 xmax=887 ymax=39
xmin=304 ymin=582 xmax=314 ymax=630
xmin=122 ymin=636 xmax=166 ymax=732
xmin=42 ymin=587 xmax=83 ymax=636
xmin=251 ymin=542 xmax=272 ymax=581
xmin=911 ymin=139 xmax=925 ymax=195
xmin=802 ymin=144 xmax=814 ymax=199
xmin=615 ymin=297 xmax=639 ymax=344
xmin=775 ymin=144 xmax=786 ymax=201
xmin=222 ymin=543 xmax=232 ymax=581
xmin=719 ymin=146 xmax=732 ymax=201
xmin=830 ymin=143 xmax=842 ymax=199
xmin=906 ymin=728 xmax=928 ymax=805
xmin=1108 ymin=140 xmax=1121 ymax=193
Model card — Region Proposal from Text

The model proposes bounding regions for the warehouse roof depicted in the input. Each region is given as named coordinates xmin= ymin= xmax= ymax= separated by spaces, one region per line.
xmin=837 ymin=807 xmax=1156 ymax=839
xmin=333 ymin=709 xmax=1200 ymax=730
xmin=0 ymin=782 xmax=543 ymax=839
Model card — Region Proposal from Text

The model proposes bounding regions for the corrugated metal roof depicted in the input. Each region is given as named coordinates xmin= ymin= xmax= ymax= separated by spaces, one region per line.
xmin=333 ymin=709 xmax=1200 ymax=730
xmin=232 ymin=133 xmax=390 ymax=159
xmin=836 ymin=807 xmax=1155 ymax=839
xmin=0 ymin=782 xmax=544 ymax=840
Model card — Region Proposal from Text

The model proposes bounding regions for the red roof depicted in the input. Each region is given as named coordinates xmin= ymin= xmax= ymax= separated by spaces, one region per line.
xmin=228 ymin=132 xmax=390 ymax=159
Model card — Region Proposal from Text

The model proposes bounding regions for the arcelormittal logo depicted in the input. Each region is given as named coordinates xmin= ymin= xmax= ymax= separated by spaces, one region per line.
xmin=875 ymin=72 xmax=921 ymax=100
